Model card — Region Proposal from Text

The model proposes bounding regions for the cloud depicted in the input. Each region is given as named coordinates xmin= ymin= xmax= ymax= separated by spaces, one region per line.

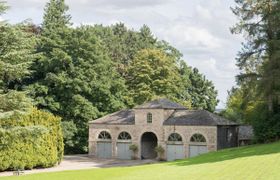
xmin=68 ymin=0 xmax=175 ymax=9
xmin=195 ymin=5 xmax=212 ymax=20
xmin=159 ymin=25 xmax=222 ymax=51
xmin=6 ymin=0 xmax=46 ymax=8
xmin=6 ymin=0 xmax=175 ymax=14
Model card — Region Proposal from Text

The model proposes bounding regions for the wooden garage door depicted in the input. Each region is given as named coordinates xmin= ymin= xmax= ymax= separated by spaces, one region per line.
xmin=117 ymin=142 xmax=132 ymax=160
xmin=167 ymin=144 xmax=184 ymax=161
xmin=97 ymin=142 xmax=112 ymax=158
xmin=189 ymin=145 xmax=207 ymax=158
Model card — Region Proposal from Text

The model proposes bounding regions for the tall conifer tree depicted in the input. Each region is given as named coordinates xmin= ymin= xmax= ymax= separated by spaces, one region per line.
xmin=229 ymin=0 xmax=280 ymax=142
xmin=28 ymin=0 xmax=128 ymax=153
xmin=0 ymin=1 xmax=35 ymax=117
xmin=232 ymin=0 xmax=280 ymax=113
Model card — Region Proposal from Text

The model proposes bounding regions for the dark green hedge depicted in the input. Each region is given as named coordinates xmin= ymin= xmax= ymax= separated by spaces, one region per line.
xmin=0 ymin=108 xmax=63 ymax=171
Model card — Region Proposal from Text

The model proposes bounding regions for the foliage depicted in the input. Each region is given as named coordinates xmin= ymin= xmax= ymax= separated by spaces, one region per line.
xmin=26 ymin=0 xmax=218 ymax=153
xmin=228 ymin=0 xmax=280 ymax=142
xmin=231 ymin=1 xmax=280 ymax=114
xmin=0 ymin=2 xmax=36 ymax=119
xmin=41 ymin=0 xmax=71 ymax=33
xmin=61 ymin=121 xmax=77 ymax=152
xmin=3 ymin=141 xmax=280 ymax=180
xmin=179 ymin=61 xmax=218 ymax=112
xmin=154 ymin=145 xmax=165 ymax=161
xmin=65 ymin=26 xmax=128 ymax=114
xmin=129 ymin=144 xmax=138 ymax=160
xmin=154 ymin=145 xmax=164 ymax=153
xmin=0 ymin=1 xmax=8 ymax=24
xmin=0 ymin=22 xmax=36 ymax=92
xmin=188 ymin=68 xmax=218 ymax=112
xmin=89 ymin=24 xmax=217 ymax=110
xmin=221 ymin=88 xmax=254 ymax=123
xmin=89 ymin=23 xmax=157 ymax=77
xmin=2 ymin=0 xmax=219 ymax=154
xmin=251 ymin=103 xmax=280 ymax=143
xmin=129 ymin=144 xmax=138 ymax=152
xmin=223 ymin=88 xmax=280 ymax=142
xmin=0 ymin=91 xmax=33 ymax=119
xmin=0 ymin=126 xmax=50 ymax=171
xmin=27 ymin=1 xmax=128 ymax=153
xmin=126 ymin=49 xmax=184 ymax=105
xmin=231 ymin=0 xmax=280 ymax=113
xmin=0 ymin=108 xmax=63 ymax=171
xmin=0 ymin=1 xmax=63 ymax=171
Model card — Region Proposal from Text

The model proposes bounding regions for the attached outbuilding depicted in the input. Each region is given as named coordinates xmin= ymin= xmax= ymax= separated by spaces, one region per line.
xmin=89 ymin=98 xmax=238 ymax=161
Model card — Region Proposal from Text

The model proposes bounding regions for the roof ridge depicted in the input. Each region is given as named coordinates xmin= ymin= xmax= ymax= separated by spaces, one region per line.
xmin=163 ymin=109 xmax=237 ymax=126
xmin=207 ymin=111 xmax=238 ymax=125
xmin=135 ymin=98 xmax=187 ymax=110
xmin=89 ymin=109 xmax=132 ymax=123
xmin=165 ymin=109 xmax=178 ymax=125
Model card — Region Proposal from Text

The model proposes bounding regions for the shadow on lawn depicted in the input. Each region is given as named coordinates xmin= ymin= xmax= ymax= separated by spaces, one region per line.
xmin=170 ymin=141 xmax=280 ymax=166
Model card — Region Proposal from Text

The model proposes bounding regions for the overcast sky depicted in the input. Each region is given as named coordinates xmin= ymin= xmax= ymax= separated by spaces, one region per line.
xmin=2 ymin=0 xmax=243 ymax=108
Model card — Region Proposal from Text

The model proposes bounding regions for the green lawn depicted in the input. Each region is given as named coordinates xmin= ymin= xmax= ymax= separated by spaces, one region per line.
xmin=3 ymin=141 xmax=280 ymax=180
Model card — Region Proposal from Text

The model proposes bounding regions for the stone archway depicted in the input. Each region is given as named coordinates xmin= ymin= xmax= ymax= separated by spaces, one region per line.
xmin=141 ymin=132 xmax=158 ymax=159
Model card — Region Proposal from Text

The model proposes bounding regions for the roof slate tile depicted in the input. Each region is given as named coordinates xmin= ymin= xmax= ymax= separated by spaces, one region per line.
xmin=89 ymin=99 xmax=237 ymax=126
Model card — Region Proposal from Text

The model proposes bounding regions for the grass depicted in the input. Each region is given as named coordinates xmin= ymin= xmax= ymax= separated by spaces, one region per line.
xmin=2 ymin=141 xmax=280 ymax=180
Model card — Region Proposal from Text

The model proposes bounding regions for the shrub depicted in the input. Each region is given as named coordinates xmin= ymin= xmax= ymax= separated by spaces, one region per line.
xmin=129 ymin=144 xmax=138 ymax=152
xmin=155 ymin=145 xmax=165 ymax=161
xmin=129 ymin=144 xmax=138 ymax=160
xmin=61 ymin=121 xmax=77 ymax=154
xmin=253 ymin=113 xmax=280 ymax=143
xmin=251 ymin=102 xmax=280 ymax=143
xmin=0 ymin=126 xmax=49 ymax=170
xmin=0 ymin=108 xmax=63 ymax=171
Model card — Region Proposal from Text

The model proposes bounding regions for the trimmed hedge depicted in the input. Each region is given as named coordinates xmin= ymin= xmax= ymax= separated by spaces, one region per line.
xmin=0 ymin=108 xmax=63 ymax=171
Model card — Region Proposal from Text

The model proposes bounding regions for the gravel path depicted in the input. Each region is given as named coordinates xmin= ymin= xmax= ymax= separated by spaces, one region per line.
xmin=0 ymin=155 xmax=157 ymax=177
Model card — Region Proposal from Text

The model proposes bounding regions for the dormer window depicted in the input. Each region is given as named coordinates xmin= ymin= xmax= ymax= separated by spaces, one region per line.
xmin=147 ymin=113 xmax=152 ymax=123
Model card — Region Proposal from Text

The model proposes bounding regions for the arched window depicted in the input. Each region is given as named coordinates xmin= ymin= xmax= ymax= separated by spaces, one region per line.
xmin=98 ymin=131 xmax=111 ymax=140
xmin=168 ymin=133 xmax=182 ymax=142
xmin=190 ymin=133 xmax=206 ymax=142
xmin=118 ymin=132 xmax=132 ymax=140
xmin=147 ymin=113 xmax=152 ymax=123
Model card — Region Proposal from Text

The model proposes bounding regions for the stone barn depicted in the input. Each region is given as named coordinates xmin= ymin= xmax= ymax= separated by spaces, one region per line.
xmin=88 ymin=99 xmax=238 ymax=161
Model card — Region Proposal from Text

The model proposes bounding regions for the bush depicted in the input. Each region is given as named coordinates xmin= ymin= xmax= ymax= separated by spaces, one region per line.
xmin=253 ymin=113 xmax=280 ymax=143
xmin=155 ymin=145 xmax=165 ymax=161
xmin=61 ymin=121 xmax=77 ymax=154
xmin=129 ymin=144 xmax=138 ymax=160
xmin=0 ymin=108 xmax=63 ymax=171
xmin=129 ymin=144 xmax=138 ymax=152
xmin=0 ymin=126 xmax=49 ymax=170
xmin=251 ymin=103 xmax=280 ymax=143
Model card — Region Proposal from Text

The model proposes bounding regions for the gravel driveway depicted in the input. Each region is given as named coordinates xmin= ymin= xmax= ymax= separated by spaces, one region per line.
xmin=0 ymin=155 xmax=157 ymax=177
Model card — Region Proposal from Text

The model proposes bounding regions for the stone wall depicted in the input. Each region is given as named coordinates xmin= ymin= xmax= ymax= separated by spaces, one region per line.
xmin=89 ymin=108 xmax=217 ymax=160
xmin=163 ymin=125 xmax=217 ymax=159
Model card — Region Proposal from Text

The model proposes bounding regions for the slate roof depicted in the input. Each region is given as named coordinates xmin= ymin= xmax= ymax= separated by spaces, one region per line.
xmin=163 ymin=110 xmax=238 ymax=126
xmin=89 ymin=99 xmax=237 ymax=126
xmin=89 ymin=109 xmax=135 ymax=125
xmin=238 ymin=125 xmax=254 ymax=140
xmin=135 ymin=98 xmax=187 ymax=110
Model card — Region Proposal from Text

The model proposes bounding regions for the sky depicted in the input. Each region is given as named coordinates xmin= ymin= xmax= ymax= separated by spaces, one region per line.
xmin=2 ymin=0 xmax=243 ymax=109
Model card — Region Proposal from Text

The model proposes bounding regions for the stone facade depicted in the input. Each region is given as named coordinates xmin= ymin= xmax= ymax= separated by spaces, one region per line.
xmin=89 ymin=108 xmax=218 ymax=160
